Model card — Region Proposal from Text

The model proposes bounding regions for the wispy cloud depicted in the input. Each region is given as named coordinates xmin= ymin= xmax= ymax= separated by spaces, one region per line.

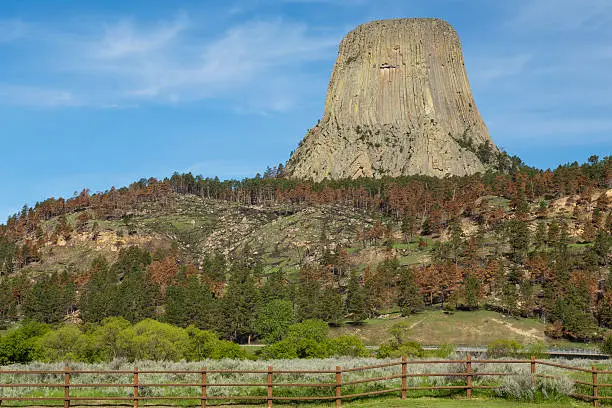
xmin=509 ymin=0 xmax=612 ymax=32
xmin=93 ymin=14 xmax=188 ymax=59
xmin=468 ymin=54 xmax=531 ymax=85
xmin=0 ymin=84 xmax=78 ymax=107
xmin=0 ymin=15 xmax=340 ymax=112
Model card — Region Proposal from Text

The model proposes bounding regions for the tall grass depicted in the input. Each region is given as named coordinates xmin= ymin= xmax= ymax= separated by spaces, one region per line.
xmin=1 ymin=357 xmax=609 ymax=405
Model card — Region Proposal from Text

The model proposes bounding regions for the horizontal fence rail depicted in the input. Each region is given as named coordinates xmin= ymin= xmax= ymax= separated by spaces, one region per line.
xmin=1 ymin=356 xmax=610 ymax=407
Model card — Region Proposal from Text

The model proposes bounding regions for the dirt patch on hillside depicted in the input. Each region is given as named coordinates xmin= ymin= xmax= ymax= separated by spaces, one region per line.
xmin=490 ymin=318 xmax=543 ymax=341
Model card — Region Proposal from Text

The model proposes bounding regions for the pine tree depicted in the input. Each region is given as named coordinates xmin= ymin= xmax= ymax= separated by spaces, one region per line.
xmin=112 ymin=246 xmax=152 ymax=278
xmin=597 ymin=267 xmax=612 ymax=327
xmin=79 ymin=256 xmax=119 ymax=323
xmin=345 ymin=271 xmax=368 ymax=323
xmin=23 ymin=272 xmax=74 ymax=324
xmin=547 ymin=220 xmax=560 ymax=246
xmin=518 ymin=278 xmax=535 ymax=317
xmin=295 ymin=266 xmax=322 ymax=321
xmin=165 ymin=276 xmax=217 ymax=329
xmin=459 ymin=274 xmax=480 ymax=311
xmin=582 ymin=218 xmax=596 ymax=242
xmin=315 ymin=287 xmax=344 ymax=325
xmin=397 ymin=268 xmax=423 ymax=315
xmin=501 ymin=281 xmax=518 ymax=316
xmin=447 ymin=218 xmax=465 ymax=264
xmin=222 ymin=264 xmax=260 ymax=342
xmin=401 ymin=214 xmax=416 ymax=242
xmin=593 ymin=231 xmax=611 ymax=265
xmin=164 ymin=284 xmax=187 ymax=326
xmin=259 ymin=270 xmax=292 ymax=305
xmin=533 ymin=222 xmax=547 ymax=252
xmin=557 ymin=280 xmax=598 ymax=341
xmin=0 ymin=235 xmax=17 ymax=275
xmin=504 ymin=219 xmax=530 ymax=262
xmin=116 ymin=268 xmax=160 ymax=323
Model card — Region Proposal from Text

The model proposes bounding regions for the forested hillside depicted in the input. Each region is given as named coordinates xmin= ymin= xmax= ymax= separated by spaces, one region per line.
xmin=0 ymin=156 xmax=611 ymax=349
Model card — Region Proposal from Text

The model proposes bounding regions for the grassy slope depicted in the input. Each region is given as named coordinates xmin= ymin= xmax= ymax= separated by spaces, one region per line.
xmin=23 ymin=195 xmax=377 ymax=277
xmin=331 ymin=309 xmax=599 ymax=349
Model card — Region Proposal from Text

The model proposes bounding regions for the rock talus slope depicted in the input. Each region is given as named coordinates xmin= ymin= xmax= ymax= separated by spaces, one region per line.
xmin=287 ymin=18 xmax=497 ymax=181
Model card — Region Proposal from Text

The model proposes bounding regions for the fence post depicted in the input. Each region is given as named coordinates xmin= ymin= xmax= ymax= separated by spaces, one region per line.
xmin=201 ymin=366 xmax=207 ymax=408
xmin=267 ymin=365 xmax=273 ymax=408
xmin=336 ymin=366 xmax=342 ymax=408
xmin=592 ymin=365 xmax=598 ymax=407
xmin=401 ymin=356 xmax=407 ymax=400
xmin=466 ymin=353 xmax=472 ymax=399
xmin=531 ymin=356 xmax=536 ymax=386
xmin=133 ymin=367 xmax=139 ymax=408
xmin=64 ymin=365 xmax=70 ymax=408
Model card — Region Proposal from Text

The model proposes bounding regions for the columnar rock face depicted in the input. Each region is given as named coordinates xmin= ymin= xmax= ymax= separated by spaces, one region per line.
xmin=286 ymin=18 xmax=497 ymax=181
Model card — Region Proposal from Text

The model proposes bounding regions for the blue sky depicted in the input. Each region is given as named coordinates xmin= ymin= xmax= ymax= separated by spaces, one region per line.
xmin=1 ymin=0 xmax=611 ymax=219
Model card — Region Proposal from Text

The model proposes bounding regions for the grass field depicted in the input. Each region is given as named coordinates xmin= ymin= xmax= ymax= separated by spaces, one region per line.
xmin=331 ymin=309 xmax=600 ymax=350
xmin=3 ymin=357 xmax=609 ymax=407
xmin=260 ymin=397 xmax=591 ymax=407
xmin=6 ymin=399 xmax=593 ymax=407
xmin=201 ymin=398 xmax=592 ymax=407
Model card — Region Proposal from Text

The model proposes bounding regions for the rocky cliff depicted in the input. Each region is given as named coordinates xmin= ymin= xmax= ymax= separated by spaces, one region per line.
xmin=286 ymin=18 xmax=497 ymax=181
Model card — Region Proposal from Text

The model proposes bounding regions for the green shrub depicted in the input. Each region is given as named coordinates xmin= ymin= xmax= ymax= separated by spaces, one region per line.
xmin=210 ymin=340 xmax=249 ymax=360
xmin=377 ymin=340 xmax=424 ymax=359
xmin=258 ymin=339 xmax=299 ymax=359
xmin=91 ymin=316 xmax=131 ymax=361
xmin=426 ymin=343 xmax=456 ymax=358
xmin=37 ymin=324 xmax=100 ymax=363
xmin=488 ymin=339 xmax=523 ymax=358
xmin=287 ymin=319 xmax=328 ymax=343
xmin=184 ymin=326 xmax=248 ymax=360
xmin=259 ymin=321 xmax=369 ymax=360
xmin=496 ymin=372 xmax=574 ymax=402
xmin=184 ymin=326 xmax=219 ymax=360
xmin=0 ymin=320 xmax=49 ymax=364
xmin=524 ymin=341 xmax=549 ymax=358
xmin=296 ymin=338 xmax=330 ymax=359
xmin=255 ymin=299 xmax=294 ymax=343
xmin=327 ymin=336 xmax=370 ymax=357
xmin=116 ymin=319 xmax=190 ymax=361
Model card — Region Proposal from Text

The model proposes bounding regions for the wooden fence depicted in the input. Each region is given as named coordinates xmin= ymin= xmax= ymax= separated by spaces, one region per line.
xmin=0 ymin=356 xmax=610 ymax=407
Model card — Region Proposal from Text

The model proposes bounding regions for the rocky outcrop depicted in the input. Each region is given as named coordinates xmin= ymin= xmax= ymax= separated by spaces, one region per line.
xmin=287 ymin=18 xmax=497 ymax=181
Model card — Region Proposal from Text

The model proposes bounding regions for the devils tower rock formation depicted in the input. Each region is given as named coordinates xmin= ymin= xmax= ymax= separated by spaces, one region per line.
xmin=286 ymin=18 xmax=497 ymax=181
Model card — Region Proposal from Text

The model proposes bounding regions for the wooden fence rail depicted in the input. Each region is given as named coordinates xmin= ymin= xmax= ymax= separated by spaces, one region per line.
xmin=0 ymin=356 xmax=610 ymax=407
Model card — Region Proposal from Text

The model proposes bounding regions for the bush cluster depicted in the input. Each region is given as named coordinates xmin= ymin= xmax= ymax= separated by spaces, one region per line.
xmin=258 ymin=319 xmax=369 ymax=359
xmin=0 ymin=318 xmax=247 ymax=364
xmin=487 ymin=340 xmax=549 ymax=358
xmin=0 ymin=318 xmax=371 ymax=364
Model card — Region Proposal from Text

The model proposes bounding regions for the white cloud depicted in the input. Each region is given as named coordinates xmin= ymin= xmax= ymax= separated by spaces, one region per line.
xmin=0 ymin=85 xmax=78 ymax=107
xmin=510 ymin=0 xmax=612 ymax=32
xmin=93 ymin=14 xmax=188 ymax=59
xmin=0 ymin=15 xmax=340 ymax=112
